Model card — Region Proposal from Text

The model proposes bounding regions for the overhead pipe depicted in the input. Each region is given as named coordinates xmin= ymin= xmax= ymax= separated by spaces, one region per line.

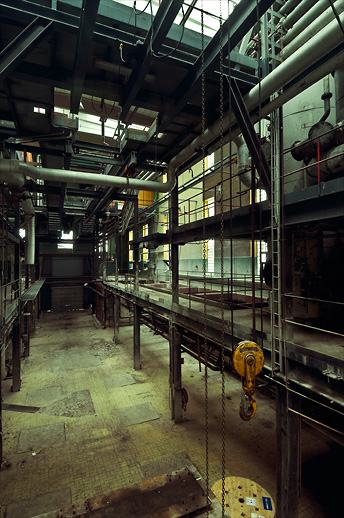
xmin=282 ymin=0 xmax=344 ymax=47
xmin=1 ymin=14 xmax=344 ymax=199
xmin=0 ymin=159 xmax=176 ymax=193
xmin=281 ymin=0 xmax=318 ymax=31
xmin=280 ymin=0 xmax=305 ymax=17
xmin=282 ymin=1 xmax=344 ymax=59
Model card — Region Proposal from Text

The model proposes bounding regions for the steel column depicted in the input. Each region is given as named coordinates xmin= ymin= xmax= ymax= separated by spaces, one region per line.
xmin=276 ymin=386 xmax=301 ymax=518
xmin=114 ymin=295 xmax=120 ymax=344
xmin=12 ymin=318 xmax=21 ymax=392
xmin=133 ymin=304 xmax=141 ymax=370
xmin=170 ymin=320 xmax=182 ymax=424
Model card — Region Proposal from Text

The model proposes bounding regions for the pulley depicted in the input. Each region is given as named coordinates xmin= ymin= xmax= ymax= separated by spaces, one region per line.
xmin=232 ymin=341 xmax=264 ymax=421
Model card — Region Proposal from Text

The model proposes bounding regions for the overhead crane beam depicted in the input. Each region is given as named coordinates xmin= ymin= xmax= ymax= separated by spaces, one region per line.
xmin=120 ymin=0 xmax=185 ymax=120
xmin=70 ymin=0 xmax=100 ymax=115
xmin=157 ymin=0 xmax=275 ymax=134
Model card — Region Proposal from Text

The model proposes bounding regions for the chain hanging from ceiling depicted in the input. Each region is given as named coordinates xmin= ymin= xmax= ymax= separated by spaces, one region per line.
xmin=201 ymin=2 xmax=210 ymax=516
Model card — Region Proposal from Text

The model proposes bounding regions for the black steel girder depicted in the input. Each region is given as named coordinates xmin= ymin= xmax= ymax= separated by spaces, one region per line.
xmin=230 ymin=79 xmax=271 ymax=200
xmin=0 ymin=16 xmax=53 ymax=81
xmin=70 ymin=0 xmax=100 ymax=114
xmin=158 ymin=0 xmax=275 ymax=134
xmin=120 ymin=0 xmax=185 ymax=120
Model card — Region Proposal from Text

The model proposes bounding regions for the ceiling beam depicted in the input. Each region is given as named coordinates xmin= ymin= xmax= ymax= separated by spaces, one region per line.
xmin=70 ymin=0 xmax=100 ymax=114
xmin=120 ymin=0 xmax=185 ymax=120
xmin=0 ymin=17 xmax=53 ymax=81
xmin=158 ymin=0 xmax=275 ymax=133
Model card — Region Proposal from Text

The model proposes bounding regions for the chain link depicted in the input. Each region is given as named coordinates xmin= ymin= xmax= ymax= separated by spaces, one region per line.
xmin=219 ymin=2 xmax=226 ymax=514
xmin=201 ymin=4 xmax=209 ymax=516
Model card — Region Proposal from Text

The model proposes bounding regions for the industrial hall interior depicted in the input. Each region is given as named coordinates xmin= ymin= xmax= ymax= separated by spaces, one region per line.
xmin=0 ymin=0 xmax=343 ymax=517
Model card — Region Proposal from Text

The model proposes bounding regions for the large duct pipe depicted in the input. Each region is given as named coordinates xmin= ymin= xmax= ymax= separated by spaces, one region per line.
xmin=282 ymin=0 xmax=344 ymax=47
xmin=306 ymin=143 xmax=344 ymax=178
xmin=283 ymin=1 xmax=344 ymax=59
xmin=282 ymin=0 xmax=318 ymax=30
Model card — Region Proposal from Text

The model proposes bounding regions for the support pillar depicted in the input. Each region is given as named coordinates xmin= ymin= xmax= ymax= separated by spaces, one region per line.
xmin=114 ymin=295 xmax=120 ymax=343
xmin=12 ymin=318 xmax=21 ymax=392
xmin=170 ymin=320 xmax=182 ymax=424
xmin=169 ymin=180 xmax=182 ymax=423
xmin=133 ymin=198 xmax=139 ymax=290
xmin=276 ymin=385 xmax=301 ymax=518
xmin=133 ymin=303 xmax=141 ymax=370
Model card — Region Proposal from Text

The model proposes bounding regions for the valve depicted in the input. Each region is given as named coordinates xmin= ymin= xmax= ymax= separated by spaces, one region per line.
xmin=232 ymin=341 xmax=264 ymax=421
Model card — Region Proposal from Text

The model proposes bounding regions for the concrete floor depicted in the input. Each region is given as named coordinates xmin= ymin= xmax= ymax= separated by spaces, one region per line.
xmin=0 ymin=309 xmax=340 ymax=517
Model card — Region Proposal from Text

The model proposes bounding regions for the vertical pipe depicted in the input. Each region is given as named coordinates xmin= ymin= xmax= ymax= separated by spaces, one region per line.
xmin=133 ymin=304 xmax=141 ymax=370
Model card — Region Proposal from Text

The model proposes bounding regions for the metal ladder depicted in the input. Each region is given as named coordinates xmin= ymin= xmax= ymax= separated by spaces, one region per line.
xmin=270 ymin=107 xmax=283 ymax=375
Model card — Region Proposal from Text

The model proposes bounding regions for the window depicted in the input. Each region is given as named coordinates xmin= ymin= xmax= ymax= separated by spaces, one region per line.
xmin=129 ymin=231 xmax=133 ymax=262
xmin=143 ymin=224 xmax=148 ymax=237
xmin=58 ymin=231 xmax=73 ymax=250
xmin=207 ymin=198 xmax=215 ymax=273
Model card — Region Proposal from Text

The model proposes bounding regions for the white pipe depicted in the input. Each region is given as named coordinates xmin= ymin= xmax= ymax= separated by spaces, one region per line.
xmin=306 ymin=143 xmax=344 ymax=178
xmin=280 ymin=0 xmax=303 ymax=17
xmin=0 ymin=159 xmax=176 ymax=193
xmin=283 ymin=0 xmax=344 ymax=47
xmin=282 ymin=0 xmax=318 ymax=30
xmin=283 ymin=2 xmax=344 ymax=59
xmin=245 ymin=12 xmax=344 ymax=114
xmin=233 ymin=135 xmax=260 ymax=188
xmin=25 ymin=215 xmax=35 ymax=265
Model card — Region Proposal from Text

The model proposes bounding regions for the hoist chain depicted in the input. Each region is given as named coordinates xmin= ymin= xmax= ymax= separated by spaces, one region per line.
xmin=219 ymin=2 xmax=226 ymax=515
xmin=201 ymin=4 xmax=209 ymax=516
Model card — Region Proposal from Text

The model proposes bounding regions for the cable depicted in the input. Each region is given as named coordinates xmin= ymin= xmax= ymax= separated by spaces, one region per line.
xmin=149 ymin=3 xmax=186 ymax=58
xmin=133 ymin=0 xmax=151 ymax=16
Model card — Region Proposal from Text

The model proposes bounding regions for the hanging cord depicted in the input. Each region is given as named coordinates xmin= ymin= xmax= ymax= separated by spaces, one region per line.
xmin=201 ymin=4 xmax=209 ymax=516
xmin=133 ymin=0 xmax=151 ymax=16
xmin=219 ymin=2 xmax=226 ymax=515
xmin=149 ymin=2 xmax=186 ymax=58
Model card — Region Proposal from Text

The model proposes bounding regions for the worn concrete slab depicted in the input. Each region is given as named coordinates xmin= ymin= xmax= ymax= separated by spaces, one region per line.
xmin=49 ymin=347 xmax=101 ymax=371
xmin=140 ymin=452 xmax=191 ymax=479
xmin=17 ymin=422 xmax=66 ymax=453
xmin=117 ymin=402 xmax=160 ymax=426
xmin=6 ymin=488 xmax=71 ymax=518
xmin=41 ymin=390 xmax=95 ymax=418
xmin=104 ymin=373 xmax=136 ymax=389
xmin=26 ymin=386 xmax=63 ymax=405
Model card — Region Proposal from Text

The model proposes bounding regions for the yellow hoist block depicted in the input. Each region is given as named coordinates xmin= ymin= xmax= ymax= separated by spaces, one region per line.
xmin=232 ymin=341 xmax=264 ymax=421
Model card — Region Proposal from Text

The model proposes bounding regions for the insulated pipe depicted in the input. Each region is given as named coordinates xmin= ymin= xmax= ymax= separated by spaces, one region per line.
xmin=283 ymin=0 xmax=343 ymax=47
xmin=283 ymin=2 xmax=344 ymax=59
xmin=280 ymin=0 xmax=303 ymax=17
xmin=282 ymin=0 xmax=318 ymax=30
xmin=25 ymin=215 xmax=35 ymax=265
xmin=245 ymin=12 xmax=344 ymax=115
xmin=234 ymin=135 xmax=261 ymax=188
xmin=306 ymin=143 xmax=344 ymax=177
xmin=335 ymin=68 xmax=344 ymax=123
xmin=0 ymin=159 xmax=176 ymax=193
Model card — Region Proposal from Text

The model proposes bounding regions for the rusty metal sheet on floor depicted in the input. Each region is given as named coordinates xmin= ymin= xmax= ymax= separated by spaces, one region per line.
xmin=33 ymin=467 xmax=209 ymax=518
